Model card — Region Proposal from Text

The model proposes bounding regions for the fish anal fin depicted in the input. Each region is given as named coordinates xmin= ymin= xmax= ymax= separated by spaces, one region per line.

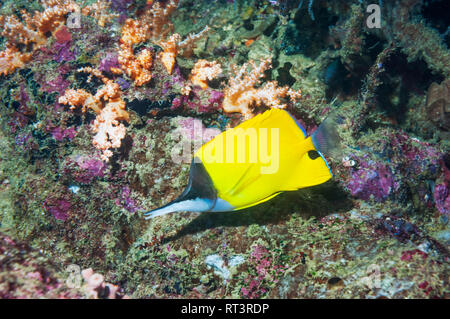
xmin=233 ymin=192 xmax=282 ymax=211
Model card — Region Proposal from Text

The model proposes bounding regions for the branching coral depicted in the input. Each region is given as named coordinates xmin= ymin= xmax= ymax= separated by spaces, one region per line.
xmin=58 ymin=67 xmax=129 ymax=161
xmin=223 ymin=58 xmax=302 ymax=118
xmin=189 ymin=59 xmax=222 ymax=89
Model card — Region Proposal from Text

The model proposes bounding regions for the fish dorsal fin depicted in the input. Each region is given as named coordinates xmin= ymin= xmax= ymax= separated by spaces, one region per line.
xmin=236 ymin=108 xmax=307 ymax=140
xmin=283 ymin=143 xmax=333 ymax=190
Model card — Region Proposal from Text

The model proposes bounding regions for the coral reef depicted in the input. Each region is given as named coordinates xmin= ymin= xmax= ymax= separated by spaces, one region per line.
xmin=0 ymin=0 xmax=449 ymax=300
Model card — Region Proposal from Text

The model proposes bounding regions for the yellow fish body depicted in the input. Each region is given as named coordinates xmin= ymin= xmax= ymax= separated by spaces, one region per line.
xmin=144 ymin=108 xmax=338 ymax=219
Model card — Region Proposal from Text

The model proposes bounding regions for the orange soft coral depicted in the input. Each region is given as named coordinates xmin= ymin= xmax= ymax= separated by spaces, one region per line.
xmin=117 ymin=19 xmax=154 ymax=86
xmin=0 ymin=0 xmax=78 ymax=45
xmin=158 ymin=33 xmax=181 ymax=75
xmin=0 ymin=0 xmax=78 ymax=75
xmin=58 ymin=68 xmax=130 ymax=161
xmin=119 ymin=18 xmax=147 ymax=47
xmin=190 ymin=59 xmax=222 ymax=89
xmin=141 ymin=0 xmax=179 ymax=41
xmin=0 ymin=47 xmax=31 ymax=76
xmin=117 ymin=1 xmax=206 ymax=78
xmin=118 ymin=43 xmax=154 ymax=86
xmin=158 ymin=26 xmax=210 ymax=75
xmin=223 ymin=58 xmax=302 ymax=119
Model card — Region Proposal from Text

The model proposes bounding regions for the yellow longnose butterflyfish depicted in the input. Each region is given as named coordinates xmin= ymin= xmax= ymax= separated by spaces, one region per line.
xmin=144 ymin=108 xmax=340 ymax=219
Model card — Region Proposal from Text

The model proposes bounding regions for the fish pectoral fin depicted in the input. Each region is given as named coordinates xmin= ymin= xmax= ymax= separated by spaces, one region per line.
xmin=284 ymin=150 xmax=333 ymax=190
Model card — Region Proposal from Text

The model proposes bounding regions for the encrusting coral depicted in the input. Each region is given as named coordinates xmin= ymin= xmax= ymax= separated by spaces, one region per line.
xmin=58 ymin=67 xmax=129 ymax=161
xmin=223 ymin=58 xmax=302 ymax=118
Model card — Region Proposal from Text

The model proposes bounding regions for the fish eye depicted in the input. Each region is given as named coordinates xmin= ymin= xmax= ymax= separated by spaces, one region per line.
xmin=308 ymin=150 xmax=320 ymax=160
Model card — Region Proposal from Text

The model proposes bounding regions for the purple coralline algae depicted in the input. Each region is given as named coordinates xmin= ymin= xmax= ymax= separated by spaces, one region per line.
xmin=388 ymin=132 xmax=442 ymax=176
xmin=116 ymin=77 xmax=130 ymax=91
xmin=14 ymin=132 xmax=35 ymax=152
xmin=98 ymin=52 xmax=121 ymax=73
xmin=42 ymin=74 xmax=71 ymax=95
xmin=116 ymin=185 xmax=141 ymax=213
xmin=241 ymin=245 xmax=287 ymax=299
xmin=0 ymin=233 xmax=83 ymax=298
xmin=434 ymin=183 xmax=450 ymax=215
xmin=175 ymin=117 xmax=221 ymax=143
xmin=43 ymin=198 xmax=71 ymax=221
xmin=50 ymin=126 xmax=77 ymax=141
xmin=171 ymin=87 xmax=224 ymax=114
xmin=347 ymin=158 xmax=399 ymax=202
xmin=346 ymin=130 xmax=444 ymax=203
xmin=8 ymin=111 xmax=29 ymax=133
xmin=63 ymin=155 xmax=107 ymax=184
xmin=51 ymin=41 xmax=76 ymax=63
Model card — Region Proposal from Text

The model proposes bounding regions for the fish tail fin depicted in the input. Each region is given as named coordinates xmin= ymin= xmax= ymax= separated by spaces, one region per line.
xmin=311 ymin=112 xmax=342 ymax=159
